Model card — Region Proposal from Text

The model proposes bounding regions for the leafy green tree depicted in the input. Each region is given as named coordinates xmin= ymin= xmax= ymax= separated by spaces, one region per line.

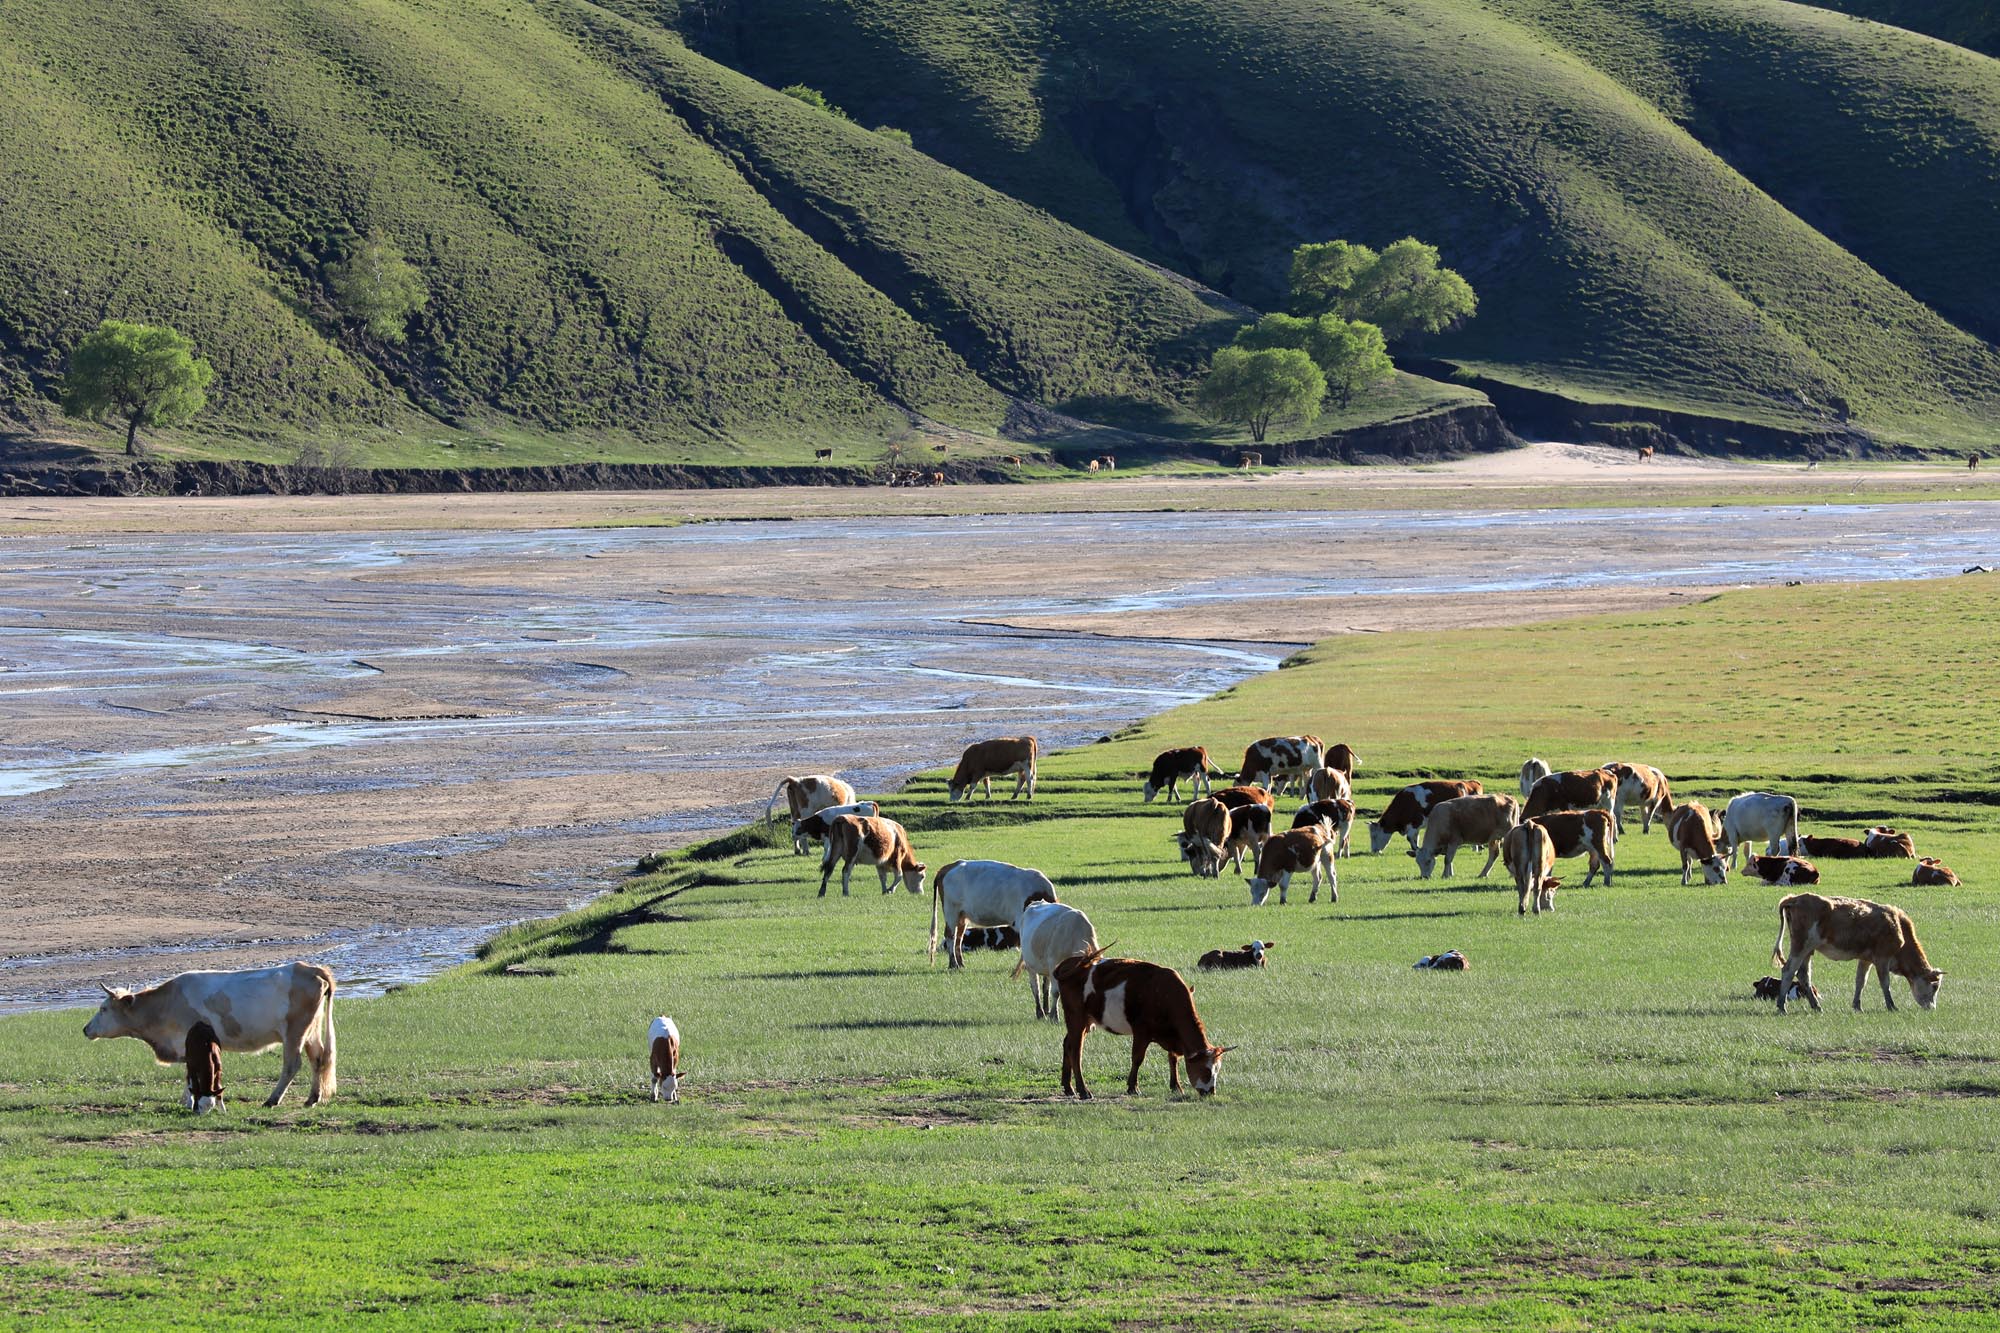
xmin=1196 ymin=346 xmax=1325 ymax=443
xmin=1288 ymin=237 xmax=1477 ymax=341
xmin=328 ymin=235 xmax=429 ymax=344
xmin=61 ymin=319 xmax=215 ymax=455
xmin=780 ymin=85 xmax=850 ymax=120
xmin=1234 ymin=312 xmax=1393 ymax=407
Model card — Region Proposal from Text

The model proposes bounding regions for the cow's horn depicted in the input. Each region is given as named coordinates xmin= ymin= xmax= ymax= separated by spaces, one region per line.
xmin=99 ymin=982 xmax=116 ymax=997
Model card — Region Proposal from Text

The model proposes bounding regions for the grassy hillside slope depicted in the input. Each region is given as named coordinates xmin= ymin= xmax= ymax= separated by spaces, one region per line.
xmin=4 ymin=578 xmax=1999 ymax=1326
xmin=1808 ymin=0 xmax=2000 ymax=57
xmin=0 ymin=0 xmax=1270 ymax=462
xmin=717 ymin=0 xmax=2000 ymax=450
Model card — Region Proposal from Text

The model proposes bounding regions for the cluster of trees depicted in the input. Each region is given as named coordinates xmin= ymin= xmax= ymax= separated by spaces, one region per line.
xmin=1198 ymin=238 xmax=1477 ymax=443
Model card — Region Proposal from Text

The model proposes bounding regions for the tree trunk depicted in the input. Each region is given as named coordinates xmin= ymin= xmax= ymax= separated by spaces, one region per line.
xmin=124 ymin=416 xmax=140 ymax=456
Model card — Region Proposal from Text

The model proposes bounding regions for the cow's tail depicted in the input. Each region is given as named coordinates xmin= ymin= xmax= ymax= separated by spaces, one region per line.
xmin=1785 ymin=802 xmax=1801 ymax=856
xmin=763 ymin=779 xmax=792 ymax=827
xmin=316 ymin=969 xmax=338 ymax=1099
xmin=1772 ymin=900 xmax=1792 ymax=969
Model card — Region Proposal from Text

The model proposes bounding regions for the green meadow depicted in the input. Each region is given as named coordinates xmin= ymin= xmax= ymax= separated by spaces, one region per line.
xmin=4 ymin=576 xmax=1999 ymax=1328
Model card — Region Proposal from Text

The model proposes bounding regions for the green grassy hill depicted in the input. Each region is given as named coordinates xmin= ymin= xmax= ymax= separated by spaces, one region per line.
xmin=712 ymin=0 xmax=2000 ymax=451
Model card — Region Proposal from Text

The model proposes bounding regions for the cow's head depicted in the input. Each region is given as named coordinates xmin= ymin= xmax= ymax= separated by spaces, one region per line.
xmin=892 ymin=862 xmax=927 ymax=895
xmin=1411 ymin=844 xmax=1437 ymax=879
xmin=1174 ymin=832 xmax=1223 ymax=878
xmin=1699 ymin=855 xmax=1728 ymax=885
xmin=1248 ymin=941 xmax=1270 ymax=964
xmin=1185 ymin=1044 xmax=1231 ymax=1096
xmin=945 ymin=781 xmax=967 ymax=803
xmin=83 ymin=984 xmax=135 ymax=1040
xmin=1141 ymin=778 xmax=1162 ymax=803
xmin=1914 ymin=969 xmax=1944 ymax=1010
xmin=1367 ymin=821 xmax=1394 ymax=855
xmin=1247 ymin=875 xmax=1275 ymax=906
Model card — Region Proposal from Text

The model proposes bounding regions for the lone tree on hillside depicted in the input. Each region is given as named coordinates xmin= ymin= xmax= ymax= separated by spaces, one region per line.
xmin=1197 ymin=346 xmax=1325 ymax=443
xmin=1289 ymin=237 xmax=1476 ymax=341
xmin=328 ymin=234 xmax=429 ymax=343
xmin=62 ymin=319 xmax=215 ymax=455
xmin=1233 ymin=312 xmax=1394 ymax=407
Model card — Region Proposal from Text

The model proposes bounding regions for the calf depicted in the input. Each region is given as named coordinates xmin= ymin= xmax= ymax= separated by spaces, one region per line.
xmin=1864 ymin=826 xmax=1917 ymax=859
xmin=1247 ymin=825 xmax=1337 ymax=905
xmin=947 ymin=736 xmax=1037 ymax=802
xmin=1197 ymin=940 xmax=1272 ymax=970
xmin=1142 ymin=746 xmax=1218 ymax=803
xmin=1753 ymin=975 xmax=1817 ymax=1005
xmin=1721 ymin=792 xmax=1800 ymax=866
xmin=1015 ymin=901 xmax=1098 ymax=1020
xmin=764 ymin=774 xmax=857 ymax=828
xmin=84 ymin=962 xmax=336 ymax=1108
xmin=1668 ymin=802 xmax=1728 ymax=885
xmin=648 ymin=1016 xmax=682 ymax=1103
xmin=1529 ymin=809 xmax=1617 ymax=886
xmin=958 ymin=925 xmax=1020 ymax=950
xmin=1503 ymin=821 xmax=1561 ymax=915
xmin=1521 ymin=768 xmax=1617 ymax=821
xmin=1798 ymin=834 xmax=1869 ymax=860
xmin=1771 ymin=893 xmax=1943 ymax=1013
xmin=1292 ymin=798 xmax=1356 ymax=858
xmin=1605 ymin=762 xmax=1673 ymax=833
xmin=928 ymin=859 xmax=1058 ymax=968
xmin=184 ymin=1021 xmax=225 ymax=1115
xmin=1053 ymin=949 xmax=1230 ymax=1099
xmin=790 ymin=800 xmax=880 ymax=854
xmin=1237 ymin=735 xmax=1324 ymax=797
xmin=1304 ymin=765 xmax=1351 ymax=804
xmin=1369 ymin=779 xmax=1485 ymax=854
xmin=1518 ymin=757 xmax=1552 ymax=798
xmin=1747 ymin=854 xmax=1820 ymax=886
xmin=1914 ymin=858 xmax=1960 ymax=887
xmin=1412 ymin=793 xmax=1520 ymax=880
xmin=818 ymin=815 xmax=926 ymax=897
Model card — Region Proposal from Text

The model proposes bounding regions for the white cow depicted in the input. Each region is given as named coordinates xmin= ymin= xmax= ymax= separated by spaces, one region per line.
xmin=83 ymin=962 xmax=337 ymax=1107
xmin=1014 ymin=901 xmax=1098 ymax=1021
xmin=928 ymin=860 xmax=1058 ymax=968
xmin=1519 ymin=757 xmax=1552 ymax=798
xmin=790 ymin=800 xmax=880 ymax=854
xmin=1721 ymin=792 xmax=1801 ymax=867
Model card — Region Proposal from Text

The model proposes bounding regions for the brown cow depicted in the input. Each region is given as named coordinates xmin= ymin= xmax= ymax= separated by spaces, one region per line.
xmin=1176 ymin=798 xmax=1235 ymax=879
xmin=1053 ymin=950 xmax=1231 ymax=1099
xmin=648 ymin=1016 xmax=682 ymax=1103
xmin=1522 ymin=769 xmax=1618 ymax=821
xmin=1864 ymin=826 xmax=1917 ymax=859
xmin=1223 ymin=802 xmax=1272 ymax=872
xmin=1528 ymin=809 xmax=1617 ymax=886
xmin=1637 ymin=445 xmax=1654 ymax=462
xmin=1002 ymin=455 xmax=1023 ymax=466
xmin=1668 ymin=802 xmax=1728 ymax=885
xmin=1771 ymin=893 xmax=1942 ymax=1012
xmin=1324 ymin=742 xmax=1359 ymax=779
xmin=1913 ymin=857 xmax=1960 ymax=887
xmin=1503 ymin=821 xmax=1560 ymax=916
xmin=84 ymin=963 xmax=336 ymax=1108
xmin=1368 ymin=779 xmax=1485 ymax=854
xmin=1797 ymin=834 xmax=1870 ymax=860
xmin=1211 ymin=784 xmax=1276 ymax=813
xmin=1086 ymin=459 xmax=1101 ymax=474
xmin=1746 ymin=854 xmax=1820 ymax=886
xmin=1143 ymin=746 xmax=1219 ymax=803
xmin=947 ymin=737 xmax=1037 ymax=802
xmin=1304 ymin=765 xmax=1351 ymax=804
xmin=184 ymin=1020 xmax=225 ymax=1115
xmin=1412 ymin=794 xmax=1520 ymax=880
xmin=818 ymin=815 xmax=926 ymax=896
xmin=928 ymin=471 xmax=946 ymax=486
xmin=1292 ymin=798 xmax=1356 ymax=858
xmin=1247 ymin=825 xmax=1338 ymax=905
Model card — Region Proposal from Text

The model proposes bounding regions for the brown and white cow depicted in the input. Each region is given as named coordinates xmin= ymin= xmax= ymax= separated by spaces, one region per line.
xmin=1521 ymin=768 xmax=1618 ymax=821
xmin=1746 ymin=854 xmax=1820 ymax=886
xmin=1292 ymin=798 xmax=1356 ymax=858
xmin=1604 ymin=762 xmax=1674 ymax=833
xmin=1369 ymin=779 xmax=1485 ymax=854
xmin=1913 ymin=858 xmax=1960 ymax=887
xmin=1528 ymin=809 xmax=1617 ymax=886
xmin=1503 ymin=821 xmax=1560 ymax=916
xmin=1197 ymin=940 xmax=1272 ymax=970
xmin=1247 ymin=825 xmax=1338 ymax=906
xmin=764 ymin=774 xmax=857 ymax=828
xmin=1668 ymin=802 xmax=1728 ymax=885
xmin=947 ymin=737 xmax=1038 ymax=802
xmin=1211 ymin=784 xmax=1275 ymax=813
xmin=790 ymin=800 xmax=881 ymax=855
xmin=1864 ymin=826 xmax=1917 ymax=859
xmin=1797 ymin=834 xmax=1870 ymax=860
xmin=1236 ymin=735 xmax=1324 ymax=797
xmin=1142 ymin=746 xmax=1219 ymax=803
xmin=818 ymin=815 xmax=926 ymax=896
xmin=184 ymin=1021 xmax=225 ymax=1115
xmin=1304 ymin=765 xmax=1351 ymax=804
xmin=1771 ymin=893 xmax=1942 ymax=1013
xmin=84 ymin=962 xmax=336 ymax=1107
xmin=1053 ymin=949 xmax=1231 ymax=1099
xmin=1412 ymin=793 xmax=1520 ymax=880
xmin=1177 ymin=798 xmax=1235 ymax=879
xmin=649 ymin=1016 xmax=682 ymax=1103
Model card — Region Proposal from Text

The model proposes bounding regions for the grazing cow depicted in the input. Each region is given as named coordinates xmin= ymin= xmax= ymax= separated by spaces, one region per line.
xmin=1771 ymin=893 xmax=1942 ymax=1013
xmin=818 ymin=815 xmax=926 ymax=897
xmin=1746 ymin=854 xmax=1821 ymax=886
xmin=928 ymin=471 xmax=946 ymax=487
xmin=1292 ymin=798 xmax=1356 ymax=857
xmin=1529 ymin=809 xmax=1618 ymax=886
xmin=947 ymin=736 xmax=1038 ymax=802
xmin=1304 ymin=765 xmax=1351 ymax=804
xmin=1211 ymin=784 xmax=1275 ymax=813
xmin=928 ymin=859 xmax=1059 ymax=968
xmin=649 ymin=1016 xmax=682 ymax=1103
xmin=1052 ymin=949 xmax=1230 ymax=1099
xmin=1412 ymin=794 xmax=1520 ymax=880
xmin=1197 ymin=940 xmax=1272 ymax=970
xmin=1142 ymin=746 xmax=1219 ymax=803
xmin=1100 ymin=455 xmax=1117 ymax=471
xmin=1087 ymin=459 xmax=1101 ymax=474
xmin=1176 ymin=797 xmax=1234 ymax=879
xmin=1604 ymin=762 xmax=1674 ymax=833
xmin=1913 ymin=858 xmax=1960 ymax=887
xmin=1798 ymin=834 xmax=1869 ymax=860
xmin=1239 ymin=452 xmax=1262 ymax=469
xmin=1864 ymin=826 xmax=1917 ymax=859
xmin=1237 ymin=735 xmax=1325 ymax=797
xmin=1518 ymin=757 xmax=1552 ymax=798
xmin=1503 ymin=821 xmax=1560 ymax=916
xmin=790 ymin=800 xmax=880 ymax=854
xmin=84 ymin=963 xmax=336 ymax=1108
xmin=1015 ymin=901 xmax=1098 ymax=1020
xmin=814 ymin=447 xmax=834 ymax=460
xmin=1521 ymin=769 xmax=1618 ymax=821
xmin=1001 ymin=455 xmax=1023 ymax=466
xmin=1369 ymin=779 xmax=1485 ymax=854
xmin=1668 ymin=802 xmax=1728 ymax=885
xmin=1637 ymin=445 xmax=1654 ymax=462
xmin=184 ymin=1021 xmax=225 ymax=1115
xmin=1247 ymin=825 xmax=1338 ymax=905
xmin=1323 ymin=742 xmax=1359 ymax=779
xmin=958 ymin=925 xmax=1021 ymax=950
xmin=764 ymin=774 xmax=857 ymax=828
xmin=1721 ymin=792 xmax=1801 ymax=866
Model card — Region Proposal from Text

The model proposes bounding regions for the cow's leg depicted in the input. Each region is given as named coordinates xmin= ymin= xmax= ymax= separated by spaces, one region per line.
xmin=818 ymin=844 xmax=836 ymax=897
xmin=265 ymin=1039 xmax=305 ymax=1107
xmin=1127 ymin=1035 xmax=1149 ymax=1093
xmin=1880 ymin=962 xmax=1898 ymax=1011
xmin=1439 ymin=845 xmax=1455 ymax=879
xmin=1680 ymin=851 xmax=1693 ymax=886
xmin=1601 ymin=849 xmax=1614 ymax=886
xmin=1854 ymin=960 xmax=1874 ymax=1011
xmin=1476 ymin=841 xmax=1501 ymax=878
xmin=950 ymin=920 xmax=966 ymax=969
xmin=878 ymin=864 xmax=894 ymax=894
xmin=1066 ymin=1026 xmax=1091 ymax=1099
xmin=840 ymin=860 xmax=855 ymax=897
xmin=1166 ymin=1051 xmax=1182 ymax=1093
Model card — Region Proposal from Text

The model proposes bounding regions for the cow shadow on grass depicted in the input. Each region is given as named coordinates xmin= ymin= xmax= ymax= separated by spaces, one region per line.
xmin=728 ymin=967 xmax=905 ymax=982
xmin=1339 ymin=908 xmax=1474 ymax=922
xmin=799 ymin=1018 xmax=991 ymax=1032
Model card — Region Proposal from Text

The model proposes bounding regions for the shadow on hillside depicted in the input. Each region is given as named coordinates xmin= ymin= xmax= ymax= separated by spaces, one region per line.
xmin=0 ymin=431 xmax=98 ymax=467
xmin=496 ymin=901 xmax=689 ymax=965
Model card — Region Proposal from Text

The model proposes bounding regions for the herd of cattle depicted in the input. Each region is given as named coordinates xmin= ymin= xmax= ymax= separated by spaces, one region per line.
xmin=81 ymin=733 xmax=1956 ymax=1110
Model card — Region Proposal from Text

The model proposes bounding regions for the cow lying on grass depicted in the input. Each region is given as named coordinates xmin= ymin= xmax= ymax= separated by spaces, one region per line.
xmin=1914 ymin=858 xmax=1961 ymax=886
xmin=1197 ymin=941 xmax=1271 ymax=970
xmin=1770 ymin=893 xmax=1942 ymax=1013
xmin=1746 ymin=854 xmax=1820 ymax=886
xmin=1053 ymin=947 xmax=1231 ymax=1099
xmin=1865 ymin=826 xmax=1917 ymax=859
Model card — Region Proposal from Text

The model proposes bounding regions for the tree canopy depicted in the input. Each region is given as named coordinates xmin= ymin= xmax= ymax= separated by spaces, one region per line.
xmin=1289 ymin=237 xmax=1477 ymax=341
xmin=1233 ymin=312 xmax=1394 ymax=406
xmin=328 ymin=235 xmax=430 ymax=344
xmin=1196 ymin=346 xmax=1325 ymax=442
xmin=61 ymin=319 xmax=214 ymax=455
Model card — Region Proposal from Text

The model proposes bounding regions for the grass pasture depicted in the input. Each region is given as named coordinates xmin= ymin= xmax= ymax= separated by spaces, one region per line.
xmin=4 ymin=577 xmax=2000 ymax=1327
